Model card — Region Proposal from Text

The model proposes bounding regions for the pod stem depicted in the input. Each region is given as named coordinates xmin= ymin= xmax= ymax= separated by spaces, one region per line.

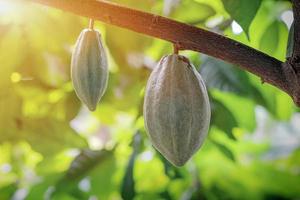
xmin=173 ymin=43 xmax=179 ymax=54
xmin=89 ymin=18 xmax=95 ymax=30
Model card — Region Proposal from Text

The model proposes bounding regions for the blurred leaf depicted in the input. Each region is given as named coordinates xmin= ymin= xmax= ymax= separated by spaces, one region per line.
xmin=0 ymin=183 xmax=17 ymax=200
xmin=0 ymin=88 xmax=22 ymax=142
xmin=180 ymin=179 xmax=205 ymax=200
xmin=286 ymin=21 xmax=294 ymax=58
xmin=210 ymin=139 xmax=235 ymax=162
xmin=111 ymin=0 xmax=156 ymax=11
xmin=104 ymin=1 xmax=153 ymax=113
xmin=172 ymin=1 xmax=216 ymax=24
xmin=259 ymin=20 xmax=280 ymax=56
xmin=223 ymin=0 xmax=290 ymax=61
xmin=121 ymin=132 xmax=142 ymax=200
xmin=250 ymin=163 xmax=300 ymax=197
xmin=274 ymin=92 xmax=294 ymax=120
xmin=88 ymin=157 xmax=117 ymax=199
xmin=0 ymin=27 xmax=25 ymax=88
xmin=221 ymin=0 xmax=262 ymax=38
xmin=134 ymin=151 xmax=169 ymax=194
xmin=64 ymin=92 xmax=81 ymax=121
xmin=248 ymin=74 xmax=295 ymax=120
xmin=35 ymin=151 xmax=75 ymax=175
xmin=22 ymin=119 xmax=88 ymax=156
xmin=95 ymin=103 xmax=119 ymax=124
xmin=210 ymin=98 xmax=237 ymax=140
xmin=160 ymin=190 xmax=173 ymax=200
xmin=62 ymin=149 xmax=112 ymax=182
xmin=200 ymin=56 xmax=266 ymax=106
xmin=259 ymin=19 xmax=288 ymax=61
xmin=211 ymin=90 xmax=256 ymax=131
xmin=163 ymin=0 xmax=179 ymax=16
xmin=26 ymin=174 xmax=61 ymax=200
xmin=207 ymin=184 xmax=232 ymax=200
xmin=51 ymin=193 xmax=79 ymax=200
xmin=271 ymin=20 xmax=288 ymax=61
xmin=200 ymin=56 xmax=252 ymax=95
xmin=264 ymin=193 xmax=291 ymax=200
xmin=51 ymin=149 xmax=113 ymax=198
xmin=158 ymin=153 xmax=183 ymax=180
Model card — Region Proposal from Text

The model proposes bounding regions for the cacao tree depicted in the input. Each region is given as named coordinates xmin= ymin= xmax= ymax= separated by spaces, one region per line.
xmin=0 ymin=0 xmax=299 ymax=199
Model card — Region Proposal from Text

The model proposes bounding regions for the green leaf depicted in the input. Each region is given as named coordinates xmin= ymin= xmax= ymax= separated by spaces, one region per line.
xmin=0 ymin=183 xmax=17 ymax=200
xmin=181 ymin=179 xmax=205 ymax=200
xmin=286 ymin=21 xmax=294 ymax=58
xmin=248 ymin=74 xmax=295 ymax=120
xmin=88 ymin=157 xmax=117 ymax=199
xmin=211 ymin=90 xmax=256 ymax=132
xmin=221 ymin=0 xmax=262 ymax=38
xmin=200 ymin=56 xmax=269 ymax=110
xmin=52 ymin=149 xmax=113 ymax=197
xmin=209 ymin=137 xmax=235 ymax=162
xmin=23 ymin=119 xmax=88 ymax=156
xmin=51 ymin=193 xmax=79 ymax=200
xmin=0 ymin=89 xmax=22 ymax=142
xmin=0 ymin=28 xmax=26 ymax=87
xmin=259 ymin=20 xmax=280 ymax=56
xmin=272 ymin=20 xmax=288 ymax=61
xmin=172 ymin=1 xmax=216 ymax=24
xmin=158 ymin=153 xmax=183 ymax=180
xmin=200 ymin=56 xmax=251 ymax=95
xmin=159 ymin=190 xmax=173 ymax=200
xmin=62 ymin=149 xmax=112 ymax=181
xmin=200 ymin=56 xmax=266 ymax=105
xmin=64 ymin=92 xmax=81 ymax=121
xmin=26 ymin=174 xmax=62 ymax=200
xmin=210 ymin=98 xmax=237 ymax=140
xmin=274 ymin=91 xmax=294 ymax=120
xmin=258 ymin=19 xmax=288 ymax=61
xmin=210 ymin=139 xmax=235 ymax=162
xmin=121 ymin=132 xmax=142 ymax=200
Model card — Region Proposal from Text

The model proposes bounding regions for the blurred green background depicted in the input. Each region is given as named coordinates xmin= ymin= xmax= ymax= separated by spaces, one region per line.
xmin=0 ymin=0 xmax=299 ymax=199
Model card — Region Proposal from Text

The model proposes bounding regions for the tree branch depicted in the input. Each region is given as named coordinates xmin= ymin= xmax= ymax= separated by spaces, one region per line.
xmin=28 ymin=0 xmax=296 ymax=104
xmin=282 ymin=0 xmax=300 ymax=105
xmin=292 ymin=0 xmax=300 ymax=58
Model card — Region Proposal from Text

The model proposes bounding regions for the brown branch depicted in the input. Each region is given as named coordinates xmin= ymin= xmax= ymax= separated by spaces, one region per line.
xmin=283 ymin=0 xmax=300 ymax=105
xmin=292 ymin=0 xmax=300 ymax=58
xmin=28 ymin=0 xmax=296 ymax=104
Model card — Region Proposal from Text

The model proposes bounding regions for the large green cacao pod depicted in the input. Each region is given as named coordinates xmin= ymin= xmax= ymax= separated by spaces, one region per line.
xmin=71 ymin=29 xmax=108 ymax=111
xmin=144 ymin=54 xmax=211 ymax=166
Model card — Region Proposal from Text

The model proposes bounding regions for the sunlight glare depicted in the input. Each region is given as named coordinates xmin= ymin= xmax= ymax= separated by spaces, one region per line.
xmin=231 ymin=20 xmax=243 ymax=35
xmin=0 ymin=1 xmax=16 ymax=15
xmin=281 ymin=10 xmax=293 ymax=29
xmin=0 ymin=0 xmax=23 ymax=24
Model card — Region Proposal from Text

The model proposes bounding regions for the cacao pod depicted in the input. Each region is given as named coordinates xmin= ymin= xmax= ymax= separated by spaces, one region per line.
xmin=144 ymin=54 xmax=211 ymax=166
xmin=71 ymin=28 xmax=108 ymax=111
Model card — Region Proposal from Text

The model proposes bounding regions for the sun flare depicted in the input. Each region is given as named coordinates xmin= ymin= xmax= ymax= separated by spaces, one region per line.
xmin=0 ymin=0 xmax=26 ymax=24
xmin=0 ymin=1 xmax=16 ymax=15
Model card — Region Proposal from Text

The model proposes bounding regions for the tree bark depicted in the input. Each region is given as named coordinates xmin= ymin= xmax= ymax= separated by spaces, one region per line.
xmin=292 ymin=0 xmax=300 ymax=58
xmin=27 ymin=0 xmax=300 ymax=105
xmin=282 ymin=0 xmax=300 ymax=105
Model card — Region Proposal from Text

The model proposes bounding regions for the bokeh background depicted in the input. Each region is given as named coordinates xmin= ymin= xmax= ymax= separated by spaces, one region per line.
xmin=0 ymin=0 xmax=299 ymax=199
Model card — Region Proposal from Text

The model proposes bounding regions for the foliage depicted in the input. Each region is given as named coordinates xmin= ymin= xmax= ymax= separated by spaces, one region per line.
xmin=0 ymin=0 xmax=299 ymax=200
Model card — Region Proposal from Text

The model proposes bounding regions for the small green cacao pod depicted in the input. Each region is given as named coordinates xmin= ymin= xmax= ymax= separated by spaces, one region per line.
xmin=71 ymin=28 xmax=108 ymax=111
xmin=144 ymin=54 xmax=211 ymax=166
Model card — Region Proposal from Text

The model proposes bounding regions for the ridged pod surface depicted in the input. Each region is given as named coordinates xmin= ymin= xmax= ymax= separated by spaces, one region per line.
xmin=144 ymin=54 xmax=211 ymax=166
xmin=71 ymin=28 xmax=108 ymax=111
